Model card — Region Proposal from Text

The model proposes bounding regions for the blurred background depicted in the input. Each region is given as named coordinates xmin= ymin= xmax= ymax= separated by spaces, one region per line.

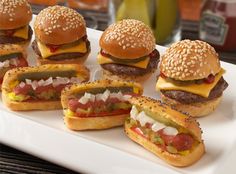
xmin=27 ymin=0 xmax=236 ymax=64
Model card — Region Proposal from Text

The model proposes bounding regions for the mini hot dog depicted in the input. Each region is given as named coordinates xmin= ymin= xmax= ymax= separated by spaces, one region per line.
xmin=0 ymin=44 xmax=28 ymax=88
xmin=2 ymin=64 xmax=89 ymax=110
xmin=61 ymin=79 xmax=143 ymax=130
xmin=125 ymin=96 xmax=205 ymax=167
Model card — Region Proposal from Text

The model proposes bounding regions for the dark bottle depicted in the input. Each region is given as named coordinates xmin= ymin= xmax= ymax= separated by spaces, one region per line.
xmin=200 ymin=0 xmax=236 ymax=51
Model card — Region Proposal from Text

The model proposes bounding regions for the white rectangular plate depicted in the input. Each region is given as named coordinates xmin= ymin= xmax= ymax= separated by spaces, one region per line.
xmin=0 ymin=28 xmax=236 ymax=174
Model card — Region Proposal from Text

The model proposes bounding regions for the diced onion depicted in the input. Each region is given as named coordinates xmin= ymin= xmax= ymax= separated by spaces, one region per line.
xmin=101 ymin=89 xmax=110 ymax=102
xmin=31 ymin=80 xmax=38 ymax=90
xmin=3 ymin=60 xmax=9 ymax=67
xmin=78 ymin=95 xmax=89 ymax=104
xmin=38 ymin=79 xmax=45 ymax=86
xmin=26 ymin=79 xmax=32 ymax=85
xmin=19 ymin=82 xmax=26 ymax=88
xmin=44 ymin=77 xmax=53 ymax=86
xmin=84 ymin=92 xmax=95 ymax=102
xmin=70 ymin=77 xmax=81 ymax=83
xmin=10 ymin=59 xmax=18 ymax=66
xmin=163 ymin=127 xmax=178 ymax=136
xmin=151 ymin=122 xmax=166 ymax=132
xmin=123 ymin=94 xmax=132 ymax=101
xmin=130 ymin=105 xmax=139 ymax=119
xmin=137 ymin=111 xmax=155 ymax=127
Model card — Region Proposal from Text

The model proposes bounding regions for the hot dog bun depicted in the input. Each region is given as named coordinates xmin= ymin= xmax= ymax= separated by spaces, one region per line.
xmin=61 ymin=79 xmax=143 ymax=130
xmin=2 ymin=64 xmax=90 ymax=111
xmin=125 ymin=96 xmax=205 ymax=167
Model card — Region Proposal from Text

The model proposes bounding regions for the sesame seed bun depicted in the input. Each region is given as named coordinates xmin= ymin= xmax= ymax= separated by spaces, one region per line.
xmin=0 ymin=0 xmax=32 ymax=30
xmin=160 ymin=40 xmax=221 ymax=81
xmin=160 ymin=93 xmax=222 ymax=117
xmin=99 ymin=19 xmax=156 ymax=59
xmin=34 ymin=5 xmax=86 ymax=45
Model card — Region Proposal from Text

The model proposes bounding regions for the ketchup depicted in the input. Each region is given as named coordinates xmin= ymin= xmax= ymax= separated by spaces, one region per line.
xmin=200 ymin=0 xmax=236 ymax=51
xmin=46 ymin=44 xmax=60 ymax=53
xmin=204 ymin=74 xmax=215 ymax=84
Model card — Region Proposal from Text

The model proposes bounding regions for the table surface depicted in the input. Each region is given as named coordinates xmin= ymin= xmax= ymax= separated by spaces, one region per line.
xmin=0 ymin=144 xmax=78 ymax=174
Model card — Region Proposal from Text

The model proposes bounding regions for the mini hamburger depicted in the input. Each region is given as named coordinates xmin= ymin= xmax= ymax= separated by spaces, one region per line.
xmin=32 ymin=5 xmax=90 ymax=65
xmin=156 ymin=40 xmax=228 ymax=117
xmin=0 ymin=0 xmax=33 ymax=46
xmin=97 ymin=19 xmax=159 ymax=82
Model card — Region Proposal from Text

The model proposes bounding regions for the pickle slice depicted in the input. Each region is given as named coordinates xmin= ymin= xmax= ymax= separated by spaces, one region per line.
xmin=0 ymin=53 xmax=22 ymax=62
xmin=17 ymin=70 xmax=77 ymax=81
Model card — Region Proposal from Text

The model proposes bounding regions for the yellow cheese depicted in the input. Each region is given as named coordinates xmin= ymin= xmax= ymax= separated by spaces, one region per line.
xmin=156 ymin=69 xmax=225 ymax=98
xmin=13 ymin=26 xmax=28 ymax=39
xmin=37 ymin=41 xmax=87 ymax=59
xmin=97 ymin=53 xmax=150 ymax=69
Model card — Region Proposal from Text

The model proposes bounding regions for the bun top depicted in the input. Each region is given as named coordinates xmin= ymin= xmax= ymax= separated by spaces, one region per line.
xmin=128 ymin=96 xmax=202 ymax=141
xmin=160 ymin=40 xmax=221 ymax=81
xmin=0 ymin=0 xmax=32 ymax=29
xmin=34 ymin=5 xmax=86 ymax=45
xmin=100 ymin=19 xmax=156 ymax=59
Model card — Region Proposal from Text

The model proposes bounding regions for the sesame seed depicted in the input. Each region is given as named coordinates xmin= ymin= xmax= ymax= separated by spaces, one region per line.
xmin=102 ymin=19 xmax=155 ymax=51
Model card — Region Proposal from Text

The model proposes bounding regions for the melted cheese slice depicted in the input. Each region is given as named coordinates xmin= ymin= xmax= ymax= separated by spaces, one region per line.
xmin=13 ymin=26 xmax=28 ymax=39
xmin=37 ymin=41 xmax=87 ymax=59
xmin=97 ymin=53 xmax=150 ymax=69
xmin=156 ymin=69 xmax=225 ymax=98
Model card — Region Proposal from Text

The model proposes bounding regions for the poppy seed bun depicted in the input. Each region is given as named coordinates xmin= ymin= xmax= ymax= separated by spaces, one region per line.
xmin=160 ymin=40 xmax=221 ymax=81
xmin=34 ymin=5 xmax=86 ymax=45
xmin=0 ymin=0 xmax=32 ymax=29
xmin=99 ymin=19 xmax=156 ymax=59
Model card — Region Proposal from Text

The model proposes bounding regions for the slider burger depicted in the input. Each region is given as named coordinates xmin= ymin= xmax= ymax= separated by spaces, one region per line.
xmin=2 ymin=64 xmax=89 ymax=111
xmin=156 ymin=40 xmax=228 ymax=117
xmin=32 ymin=5 xmax=90 ymax=65
xmin=125 ymin=96 xmax=205 ymax=167
xmin=0 ymin=0 xmax=33 ymax=46
xmin=61 ymin=79 xmax=143 ymax=130
xmin=0 ymin=44 xmax=28 ymax=88
xmin=97 ymin=19 xmax=159 ymax=82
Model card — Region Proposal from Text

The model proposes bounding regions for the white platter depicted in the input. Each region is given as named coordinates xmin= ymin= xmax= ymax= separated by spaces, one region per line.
xmin=0 ymin=27 xmax=236 ymax=174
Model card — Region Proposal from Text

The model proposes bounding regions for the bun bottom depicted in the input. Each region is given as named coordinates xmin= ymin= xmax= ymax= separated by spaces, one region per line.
xmin=124 ymin=123 xmax=205 ymax=167
xmin=102 ymin=69 xmax=152 ymax=83
xmin=64 ymin=114 xmax=129 ymax=130
xmin=37 ymin=52 xmax=90 ymax=65
xmin=2 ymin=93 xmax=61 ymax=111
xmin=160 ymin=94 xmax=222 ymax=117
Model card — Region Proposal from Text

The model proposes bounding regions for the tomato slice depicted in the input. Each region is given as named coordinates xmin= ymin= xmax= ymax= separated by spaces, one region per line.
xmin=75 ymin=109 xmax=130 ymax=117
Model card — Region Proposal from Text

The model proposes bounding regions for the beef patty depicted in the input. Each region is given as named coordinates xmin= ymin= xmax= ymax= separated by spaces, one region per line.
xmin=161 ymin=77 xmax=228 ymax=104
xmin=0 ymin=26 xmax=33 ymax=44
xmin=32 ymin=39 xmax=90 ymax=61
xmin=101 ymin=49 xmax=160 ymax=76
